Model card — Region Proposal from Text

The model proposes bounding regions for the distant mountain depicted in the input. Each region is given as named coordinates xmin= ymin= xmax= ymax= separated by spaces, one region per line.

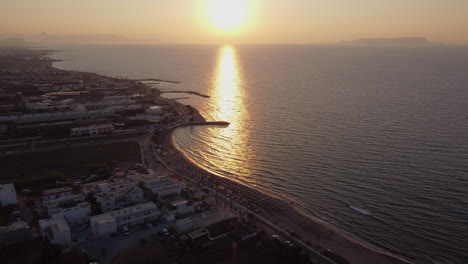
xmin=0 ymin=38 xmax=29 ymax=47
xmin=0 ymin=33 xmax=152 ymax=45
xmin=29 ymin=33 xmax=133 ymax=44
xmin=340 ymin=37 xmax=442 ymax=46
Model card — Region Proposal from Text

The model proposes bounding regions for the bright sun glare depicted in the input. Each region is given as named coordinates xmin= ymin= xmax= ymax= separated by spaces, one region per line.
xmin=207 ymin=0 xmax=248 ymax=32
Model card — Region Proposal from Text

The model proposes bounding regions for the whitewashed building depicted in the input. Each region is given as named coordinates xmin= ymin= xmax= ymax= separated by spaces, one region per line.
xmin=0 ymin=183 xmax=17 ymax=206
xmin=96 ymin=185 xmax=144 ymax=213
xmin=90 ymin=202 xmax=157 ymax=236
xmin=43 ymin=194 xmax=85 ymax=211
xmin=144 ymin=178 xmax=181 ymax=199
xmin=164 ymin=199 xmax=194 ymax=222
xmin=49 ymin=202 xmax=91 ymax=225
xmin=39 ymin=217 xmax=72 ymax=247
xmin=90 ymin=214 xmax=116 ymax=236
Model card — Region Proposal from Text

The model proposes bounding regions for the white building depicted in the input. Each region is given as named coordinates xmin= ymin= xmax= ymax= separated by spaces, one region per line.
xmin=42 ymin=187 xmax=73 ymax=202
xmin=164 ymin=199 xmax=194 ymax=222
xmin=90 ymin=202 xmax=157 ymax=236
xmin=70 ymin=123 xmax=114 ymax=136
xmin=170 ymin=199 xmax=194 ymax=215
xmin=144 ymin=178 xmax=181 ymax=199
xmin=0 ymin=183 xmax=17 ymax=206
xmin=89 ymin=214 xmax=116 ymax=236
xmin=43 ymin=193 xmax=85 ymax=212
xmin=96 ymin=185 xmax=144 ymax=213
xmin=49 ymin=202 xmax=91 ymax=225
xmin=39 ymin=217 xmax=72 ymax=247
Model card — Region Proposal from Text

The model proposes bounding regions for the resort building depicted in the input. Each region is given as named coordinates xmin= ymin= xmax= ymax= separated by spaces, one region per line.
xmin=144 ymin=178 xmax=182 ymax=199
xmin=43 ymin=193 xmax=90 ymax=225
xmin=38 ymin=217 xmax=72 ymax=247
xmin=95 ymin=185 xmax=144 ymax=213
xmin=0 ymin=183 xmax=17 ymax=206
xmin=90 ymin=214 xmax=116 ymax=237
xmin=164 ymin=199 xmax=194 ymax=220
xmin=48 ymin=202 xmax=91 ymax=225
xmin=90 ymin=202 xmax=158 ymax=236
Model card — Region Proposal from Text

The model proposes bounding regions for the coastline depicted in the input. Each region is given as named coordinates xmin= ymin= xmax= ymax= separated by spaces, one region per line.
xmin=45 ymin=48 xmax=414 ymax=264
xmin=163 ymin=110 xmax=413 ymax=264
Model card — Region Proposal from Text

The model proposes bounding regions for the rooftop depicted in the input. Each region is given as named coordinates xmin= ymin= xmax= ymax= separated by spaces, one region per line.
xmin=171 ymin=199 xmax=188 ymax=207
xmin=187 ymin=228 xmax=209 ymax=240
xmin=39 ymin=216 xmax=70 ymax=232
xmin=0 ymin=183 xmax=15 ymax=193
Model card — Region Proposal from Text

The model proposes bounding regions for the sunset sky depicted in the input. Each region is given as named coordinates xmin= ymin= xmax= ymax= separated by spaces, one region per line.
xmin=1 ymin=0 xmax=468 ymax=44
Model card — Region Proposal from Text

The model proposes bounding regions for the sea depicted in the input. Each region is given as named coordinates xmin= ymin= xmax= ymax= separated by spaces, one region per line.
xmin=50 ymin=44 xmax=468 ymax=264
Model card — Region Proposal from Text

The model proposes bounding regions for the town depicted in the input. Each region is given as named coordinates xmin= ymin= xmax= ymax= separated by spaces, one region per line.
xmin=0 ymin=46 xmax=325 ymax=264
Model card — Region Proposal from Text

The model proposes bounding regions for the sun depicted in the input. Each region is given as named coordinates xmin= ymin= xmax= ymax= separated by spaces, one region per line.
xmin=207 ymin=0 xmax=248 ymax=32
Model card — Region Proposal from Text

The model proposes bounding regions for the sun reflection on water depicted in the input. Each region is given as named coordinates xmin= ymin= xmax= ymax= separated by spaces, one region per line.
xmin=211 ymin=45 xmax=244 ymax=124
xmin=205 ymin=45 xmax=254 ymax=180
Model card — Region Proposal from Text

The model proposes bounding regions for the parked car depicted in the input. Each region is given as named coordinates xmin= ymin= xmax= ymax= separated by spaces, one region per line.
xmin=158 ymin=228 xmax=170 ymax=236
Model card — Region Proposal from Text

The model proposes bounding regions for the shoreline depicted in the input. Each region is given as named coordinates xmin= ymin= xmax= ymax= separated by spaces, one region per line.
xmin=163 ymin=114 xmax=413 ymax=264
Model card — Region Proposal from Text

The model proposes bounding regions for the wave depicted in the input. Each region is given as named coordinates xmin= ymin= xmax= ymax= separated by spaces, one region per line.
xmin=350 ymin=205 xmax=372 ymax=216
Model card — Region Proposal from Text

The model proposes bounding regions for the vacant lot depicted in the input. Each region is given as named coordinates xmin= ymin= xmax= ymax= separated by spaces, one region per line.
xmin=0 ymin=142 xmax=140 ymax=184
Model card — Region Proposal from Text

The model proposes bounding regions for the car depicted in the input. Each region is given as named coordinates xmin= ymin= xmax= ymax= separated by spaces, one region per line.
xmin=285 ymin=240 xmax=294 ymax=247
xmin=158 ymin=228 xmax=170 ymax=236
xmin=272 ymin=235 xmax=281 ymax=240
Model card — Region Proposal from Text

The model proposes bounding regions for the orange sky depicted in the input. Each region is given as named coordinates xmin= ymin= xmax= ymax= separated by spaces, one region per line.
xmin=1 ymin=0 xmax=467 ymax=44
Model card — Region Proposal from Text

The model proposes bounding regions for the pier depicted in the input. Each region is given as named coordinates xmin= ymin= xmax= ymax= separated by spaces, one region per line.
xmin=132 ymin=78 xmax=180 ymax=84
xmin=160 ymin=90 xmax=210 ymax=98
xmin=168 ymin=121 xmax=229 ymax=130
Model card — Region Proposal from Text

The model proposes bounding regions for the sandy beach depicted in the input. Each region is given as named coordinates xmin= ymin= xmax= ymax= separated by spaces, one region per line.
xmin=155 ymin=99 xmax=413 ymax=264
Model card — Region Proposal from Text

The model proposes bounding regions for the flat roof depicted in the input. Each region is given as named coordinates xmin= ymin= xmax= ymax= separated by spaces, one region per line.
xmin=187 ymin=228 xmax=209 ymax=239
xmin=39 ymin=216 xmax=70 ymax=232
xmin=171 ymin=199 xmax=188 ymax=207
xmin=0 ymin=183 xmax=15 ymax=193
xmin=90 ymin=213 xmax=115 ymax=224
